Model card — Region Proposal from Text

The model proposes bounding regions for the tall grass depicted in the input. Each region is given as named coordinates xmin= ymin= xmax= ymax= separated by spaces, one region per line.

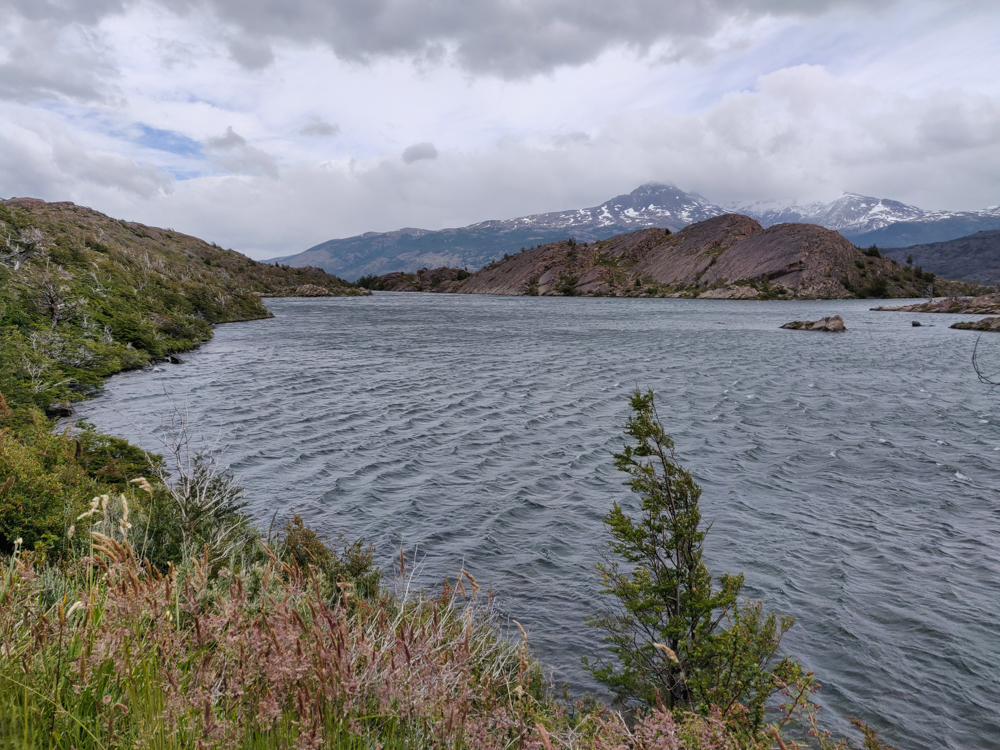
xmin=0 ymin=490 xmax=888 ymax=750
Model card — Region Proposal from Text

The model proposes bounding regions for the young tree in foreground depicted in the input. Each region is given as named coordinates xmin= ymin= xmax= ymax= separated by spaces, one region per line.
xmin=586 ymin=389 xmax=800 ymax=736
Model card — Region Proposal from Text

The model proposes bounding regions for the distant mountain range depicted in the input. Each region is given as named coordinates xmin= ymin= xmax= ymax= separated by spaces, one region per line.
xmin=270 ymin=184 xmax=1000 ymax=280
xmin=882 ymin=230 xmax=1000 ymax=286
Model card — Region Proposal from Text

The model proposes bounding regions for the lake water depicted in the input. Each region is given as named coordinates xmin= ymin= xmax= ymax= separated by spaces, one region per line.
xmin=76 ymin=294 xmax=1000 ymax=749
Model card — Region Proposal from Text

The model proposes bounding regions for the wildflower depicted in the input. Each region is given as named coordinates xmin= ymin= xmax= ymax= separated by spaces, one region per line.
xmin=67 ymin=524 xmax=75 ymax=540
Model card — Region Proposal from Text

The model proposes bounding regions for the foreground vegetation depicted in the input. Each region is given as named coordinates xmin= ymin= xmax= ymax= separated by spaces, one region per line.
xmin=0 ymin=396 xmax=894 ymax=749
xmin=0 ymin=199 xmax=895 ymax=748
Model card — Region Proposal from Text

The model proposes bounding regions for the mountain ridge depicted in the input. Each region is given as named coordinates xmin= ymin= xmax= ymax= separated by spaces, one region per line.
xmin=361 ymin=215 xmax=987 ymax=301
xmin=274 ymin=184 xmax=1000 ymax=280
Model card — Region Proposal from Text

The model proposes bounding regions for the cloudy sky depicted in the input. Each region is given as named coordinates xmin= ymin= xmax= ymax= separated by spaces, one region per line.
xmin=1 ymin=0 xmax=998 ymax=258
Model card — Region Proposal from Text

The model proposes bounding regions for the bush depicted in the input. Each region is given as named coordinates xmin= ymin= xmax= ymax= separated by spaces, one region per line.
xmin=857 ymin=277 xmax=889 ymax=299
xmin=557 ymin=273 xmax=578 ymax=296
xmin=586 ymin=390 xmax=800 ymax=737
xmin=279 ymin=514 xmax=381 ymax=603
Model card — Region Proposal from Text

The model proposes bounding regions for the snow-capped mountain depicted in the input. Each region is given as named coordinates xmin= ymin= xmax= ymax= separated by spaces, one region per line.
xmin=732 ymin=193 xmax=1000 ymax=245
xmin=731 ymin=194 xmax=926 ymax=234
xmin=271 ymin=183 xmax=1000 ymax=280
xmin=507 ymin=182 xmax=723 ymax=232
xmin=271 ymin=184 xmax=725 ymax=280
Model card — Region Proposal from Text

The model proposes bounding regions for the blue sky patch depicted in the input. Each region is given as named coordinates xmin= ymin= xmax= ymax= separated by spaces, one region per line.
xmin=134 ymin=124 xmax=202 ymax=157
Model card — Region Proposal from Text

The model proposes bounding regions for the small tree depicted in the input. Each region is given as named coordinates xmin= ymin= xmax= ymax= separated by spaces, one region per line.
xmin=586 ymin=389 xmax=799 ymax=735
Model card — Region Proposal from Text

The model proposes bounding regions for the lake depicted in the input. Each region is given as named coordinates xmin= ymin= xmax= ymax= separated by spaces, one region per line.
xmin=76 ymin=293 xmax=1000 ymax=749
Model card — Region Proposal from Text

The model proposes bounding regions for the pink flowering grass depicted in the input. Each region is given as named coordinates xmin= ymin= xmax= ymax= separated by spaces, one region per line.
xmin=0 ymin=501 xmax=882 ymax=750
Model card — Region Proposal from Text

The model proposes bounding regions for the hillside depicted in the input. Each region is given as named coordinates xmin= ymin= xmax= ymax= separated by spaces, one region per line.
xmin=0 ymin=197 xmax=365 ymax=414
xmin=366 ymin=215 xmax=985 ymax=300
xmin=273 ymin=183 xmax=1000 ymax=279
xmin=880 ymin=230 xmax=1000 ymax=286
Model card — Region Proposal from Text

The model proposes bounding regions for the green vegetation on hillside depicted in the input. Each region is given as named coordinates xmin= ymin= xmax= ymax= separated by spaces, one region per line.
xmin=357 ymin=267 xmax=470 ymax=292
xmin=0 ymin=199 xmax=364 ymax=553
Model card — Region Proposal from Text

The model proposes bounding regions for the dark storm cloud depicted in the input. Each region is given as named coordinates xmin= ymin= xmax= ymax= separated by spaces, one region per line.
xmin=0 ymin=0 xmax=134 ymax=24
xmin=2 ymin=0 xmax=914 ymax=80
xmin=161 ymin=0 xmax=904 ymax=77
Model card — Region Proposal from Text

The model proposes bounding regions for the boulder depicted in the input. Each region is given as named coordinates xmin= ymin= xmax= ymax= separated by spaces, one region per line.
xmin=951 ymin=316 xmax=1000 ymax=332
xmin=45 ymin=401 xmax=74 ymax=418
xmin=780 ymin=315 xmax=846 ymax=332
xmin=912 ymin=321 xmax=922 ymax=327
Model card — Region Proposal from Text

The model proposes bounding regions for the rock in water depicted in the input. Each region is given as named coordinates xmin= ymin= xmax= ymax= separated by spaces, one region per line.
xmin=780 ymin=315 xmax=846 ymax=332
xmin=951 ymin=317 xmax=1000 ymax=332
xmin=912 ymin=321 xmax=922 ymax=326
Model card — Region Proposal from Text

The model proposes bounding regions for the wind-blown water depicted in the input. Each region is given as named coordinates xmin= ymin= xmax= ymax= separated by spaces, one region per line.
xmin=77 ymin=294 xmax=1000 ymax=749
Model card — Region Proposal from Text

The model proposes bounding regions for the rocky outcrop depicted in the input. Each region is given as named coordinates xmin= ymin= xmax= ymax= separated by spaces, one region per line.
xmin=695 ymin=223 xmax=862 ymax=299
xmin=780 ymin=316 xmax=847 ymax=332
xmin=950 ymin=317 xmax=1000 ymax=332
xmin=292 ymin=284 xmax=337 ymax=296
xmin=872 ymin=294 xmax=1000 ymax=315
xmin=448 ymin=215 xmax=988 ymax=300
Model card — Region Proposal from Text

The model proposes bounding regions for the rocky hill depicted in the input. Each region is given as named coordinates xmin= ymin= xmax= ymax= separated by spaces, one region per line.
xmin=880 ymin=230 xmax=1000 ymax=286
xmin=273 ymin=184 xmax=1000 ymax=280
xmin=0 ymin=198 xmax=364 ymax=413
xmin=366 ymin=215 xmax=987 ymax=300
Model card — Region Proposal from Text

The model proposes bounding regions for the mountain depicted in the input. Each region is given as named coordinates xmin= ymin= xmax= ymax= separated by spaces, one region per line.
xmin=733 ymin=194 xmax=1000 ymax=247
xmin=271 ymin=184 xmax=724 ymax=280
xmin=361 ymin=215 xmax=986 ymax=300
xmin=880 ymin=230 xmax=1000 ymax=286
xmin=273 ymin=185 xmax=1000 ymax=280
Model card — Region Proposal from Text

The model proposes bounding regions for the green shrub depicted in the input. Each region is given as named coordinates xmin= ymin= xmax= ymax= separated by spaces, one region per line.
xmin=279 ymin=514 xmax=381 ymax=603
xmin=586 ymin=390 xmax=799 ymax=738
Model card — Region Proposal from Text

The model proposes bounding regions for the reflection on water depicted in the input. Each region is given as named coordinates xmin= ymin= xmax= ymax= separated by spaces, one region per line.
xmin=78 ymin=294 xmax=1000 ymax=750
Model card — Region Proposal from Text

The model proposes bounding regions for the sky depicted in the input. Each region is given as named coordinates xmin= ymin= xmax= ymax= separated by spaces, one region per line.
xmin=1 ymin=0 xmax=998 ymax=259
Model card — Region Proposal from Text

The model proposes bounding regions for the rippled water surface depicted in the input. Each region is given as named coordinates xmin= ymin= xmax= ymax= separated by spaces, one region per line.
xmin=78 ymin=294 xmax=1000 ymax=749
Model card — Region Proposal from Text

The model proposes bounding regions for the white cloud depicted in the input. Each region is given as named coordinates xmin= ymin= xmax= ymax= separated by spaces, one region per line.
xmin=203 ymin=126 xmax=279 ymax=178
xmin=0 ymin=0 xmax=997 ymax=259
xmin=69 ymin=65 xmax=993 ymax=260
xmin=0 ymin=112 xmax=173 ymax=200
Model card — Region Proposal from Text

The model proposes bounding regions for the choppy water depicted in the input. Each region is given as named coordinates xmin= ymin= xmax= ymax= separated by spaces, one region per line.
xmin=77 ymin=294 xmax=1000 ymax=749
